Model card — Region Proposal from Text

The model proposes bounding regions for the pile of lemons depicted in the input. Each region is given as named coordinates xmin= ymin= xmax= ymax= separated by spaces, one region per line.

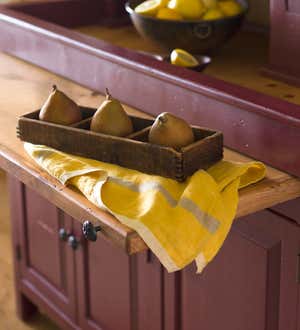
xmin=134 ymin=0 xmax=244 ymax=21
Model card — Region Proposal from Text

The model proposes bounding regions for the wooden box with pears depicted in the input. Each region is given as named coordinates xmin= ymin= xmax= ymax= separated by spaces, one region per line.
xmin=17 ymin=86 xmax=223 ymax=181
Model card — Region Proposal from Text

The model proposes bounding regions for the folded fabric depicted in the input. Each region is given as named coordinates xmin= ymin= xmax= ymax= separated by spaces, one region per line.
xmin=24 ymin=143 xmax=266 ymax=273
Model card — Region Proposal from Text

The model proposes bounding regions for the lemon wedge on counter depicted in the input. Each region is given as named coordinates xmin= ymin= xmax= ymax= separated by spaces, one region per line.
xmin=170 ymin=49 xmax=199 ymax=68
xmin=134 ymin=0 xmax=167 ymax=16
xmin=156 ymin=8 xmax=183 ymax=20
xmin=218 ymin=0 xmax=243 ymax=16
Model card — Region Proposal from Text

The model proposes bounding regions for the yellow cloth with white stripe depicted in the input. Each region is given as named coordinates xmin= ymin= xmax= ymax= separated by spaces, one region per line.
xmin=24 ymin=143 xmax=266 ymax=273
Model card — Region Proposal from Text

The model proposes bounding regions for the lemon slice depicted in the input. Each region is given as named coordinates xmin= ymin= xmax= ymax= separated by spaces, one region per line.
xmin=167 ymin=0 xmax=206 ymax=20
xmin=218 ymin=0 xmax=243 ymax=17
xmin=203 ymin=7 xmax=225 ymax=20
xmin=156 ymin=8 xmax=183 ymax=20
xmin=170 ymin=49 xmax=199 ymax=68
xmin=134 ymin=0 xmax=163 ymax=16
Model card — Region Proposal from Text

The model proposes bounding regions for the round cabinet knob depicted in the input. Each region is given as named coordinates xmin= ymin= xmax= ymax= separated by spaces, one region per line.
xmin=59 ymin=228 xmax=69 ymax=241
xmin=68 ymin=235 xmax=79 ymax=250
xmin=82 ymin=221 xmax=101 ymax=242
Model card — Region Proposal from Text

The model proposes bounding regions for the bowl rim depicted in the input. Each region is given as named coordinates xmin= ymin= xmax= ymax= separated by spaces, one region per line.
xmin=125 ymin=0 xmax=249 ymax=23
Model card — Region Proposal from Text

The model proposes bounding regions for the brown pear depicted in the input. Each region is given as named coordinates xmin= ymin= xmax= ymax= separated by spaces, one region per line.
xmin=149 ymin=112 xmax=194 ymax=149
xmin=90 ymin=89 xmax=133 ymax=137
xmin=39 ymin=85 xmax=82 ymax=125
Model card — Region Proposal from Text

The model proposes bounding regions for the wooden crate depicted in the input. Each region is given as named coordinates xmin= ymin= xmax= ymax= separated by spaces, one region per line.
xmin=17 ymin=107 xmax=223 ymax=181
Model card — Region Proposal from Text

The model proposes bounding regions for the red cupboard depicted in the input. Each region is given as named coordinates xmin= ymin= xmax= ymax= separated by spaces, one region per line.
xmin=9 ymin=176 xmax=300 ymax=330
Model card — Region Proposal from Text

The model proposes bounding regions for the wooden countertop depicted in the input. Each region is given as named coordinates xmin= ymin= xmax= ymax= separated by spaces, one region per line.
xmin=1 ymin=52 xmax=300 ymax=254
xmin=77 ymin=26 xmax=300 ymax=106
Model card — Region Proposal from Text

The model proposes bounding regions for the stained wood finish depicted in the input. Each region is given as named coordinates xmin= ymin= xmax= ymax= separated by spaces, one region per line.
xmin=18 ymin=109 xmax=223 ymax=181
xmin=10 ymin=178 xmax=78 ymax=329
xmin=0 ymin=52 xmax=300 ymax=254
xmin=0 ymin=3 xmax=300 ymax=176
xmin=164 ymin=210 xmax=300 ymax=330
xmin=77 ymin=27 xmax=300 ymax=106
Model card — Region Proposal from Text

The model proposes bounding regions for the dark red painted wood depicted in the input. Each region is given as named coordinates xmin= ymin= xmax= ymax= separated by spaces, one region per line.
xmin=15 ymin=182 xmax=77 ymax=327
xmin=265 ymin=0 xmax=300 ymax=84
xmin=0 ymin=5 xmax=300 ymax=177
xmin=241 ymin=211 xmax=300 ymax=330
xmin=270 ymin=197 xmax=300 ymax=225
xmin=8 ymin=176 xmax=38 ymax=321
xmin=164 ymin=210 xmax=300 ymax=330
xmin=74 ymin=221 xmax=135 ymax=330
xmin=8 ymin=176 xmax=300 ymax=330
xmin=164 ymin=272 xmax=181 ymax=330
xmin=3 ymin=0 xmax=129 ymax=28
xmin=136 ymin=251 xmax=163 ymax=330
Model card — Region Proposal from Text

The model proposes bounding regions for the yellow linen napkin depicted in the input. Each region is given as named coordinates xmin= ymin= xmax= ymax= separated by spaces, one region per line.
xmin=24 ymin=142 xmax=265 ymax=273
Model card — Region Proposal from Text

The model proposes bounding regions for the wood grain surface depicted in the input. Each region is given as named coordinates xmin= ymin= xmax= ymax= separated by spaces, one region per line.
xmin=1 ymin=5 xmax=300 ymax=178
xmin=0 ymin=52 xmax=300 ymax=254
xmin=76 ymin=26 xmax=300 ymax=106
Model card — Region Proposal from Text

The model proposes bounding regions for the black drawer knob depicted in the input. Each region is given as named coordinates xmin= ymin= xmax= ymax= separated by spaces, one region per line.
xmin=68 ymin=235 xmax=79 ymax=250
xmin=59 ymin=228 xmax=70 ymax=241
xmin=82 ymin=221 xmax=101 ymax=242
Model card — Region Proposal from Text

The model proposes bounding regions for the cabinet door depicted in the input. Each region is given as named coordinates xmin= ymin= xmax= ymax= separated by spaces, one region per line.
xmin=270 ymin=197 xmax=300 ymax=225
xmin=75 ymin=221 xmax=135 ymax=330
xmin=75 ymin=219 xmax=164 ymax=330
xmin=165 ymin=210 xmax=300 ymax=330
xmin=13 ymin=180 xmax=77 ymax=327
xmin=136 ymin=251 xmax=164 ymax=330
xmin=269 ymin=0 xmax=300 ymax=77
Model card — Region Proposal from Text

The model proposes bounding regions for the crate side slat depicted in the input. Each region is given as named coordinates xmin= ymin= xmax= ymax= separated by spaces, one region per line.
xmin=182 ymin=133 xmax=224 ymax=177
xmin=18 ymin=115 xmax=180 ymax=179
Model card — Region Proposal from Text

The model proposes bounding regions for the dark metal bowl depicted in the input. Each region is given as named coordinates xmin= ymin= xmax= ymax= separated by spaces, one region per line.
xmin=125 ymin=0 xmax=248 ymax=54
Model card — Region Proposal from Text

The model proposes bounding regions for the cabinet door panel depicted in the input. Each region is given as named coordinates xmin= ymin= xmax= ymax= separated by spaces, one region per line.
xmin=16 ymin=183 xmax=76 ymax=323
xmin=288 ymin=0 xmax=300 ymax=14
xmin=75 ymin=222 xmax=134 ymax=330
xmin=165 ymin=210 xmax=300 ymax=330
xmin=270 ymin=0 xmax=300 ymax=76
xmin=270 ymin=197 xmax=300 ymax=225
xmin=242 ymin=211 xmax=300 ymax=330
xmin=136 ymin=251 xmax=163 ymax=330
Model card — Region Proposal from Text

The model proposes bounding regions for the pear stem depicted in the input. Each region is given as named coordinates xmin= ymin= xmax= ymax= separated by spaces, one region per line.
xmin=52 ymin=85 xmax=57 ymax=92
xmin=158 ymin=115 xmax=168 ymax=124
xmin=105 ymin=88 xmax=112 ymax=100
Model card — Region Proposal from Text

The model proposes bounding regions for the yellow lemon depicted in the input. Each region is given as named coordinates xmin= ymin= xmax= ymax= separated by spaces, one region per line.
xmin=156 ymin=8 xmax=183 ymax=20
xmin=202 ymin=0 xmax=218 ymax=9
xmin=168 ymin=0 xmax=206 ymax=20
xmin=135 ymin=0 xmax=165 ymax=16
xmin=218 ymin=0 xmax=243 ymax=17
xmin=202 ymin=7 xmax=225 ymax=20
xmin=170 ymin=49 xmax=199 ymax=67
xmin=160 ymin=0 xmax=169 ymax=5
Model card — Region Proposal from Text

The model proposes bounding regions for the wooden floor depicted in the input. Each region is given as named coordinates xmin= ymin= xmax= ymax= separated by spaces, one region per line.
xmin=0 ymin=170 xmax=59 ymax=330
